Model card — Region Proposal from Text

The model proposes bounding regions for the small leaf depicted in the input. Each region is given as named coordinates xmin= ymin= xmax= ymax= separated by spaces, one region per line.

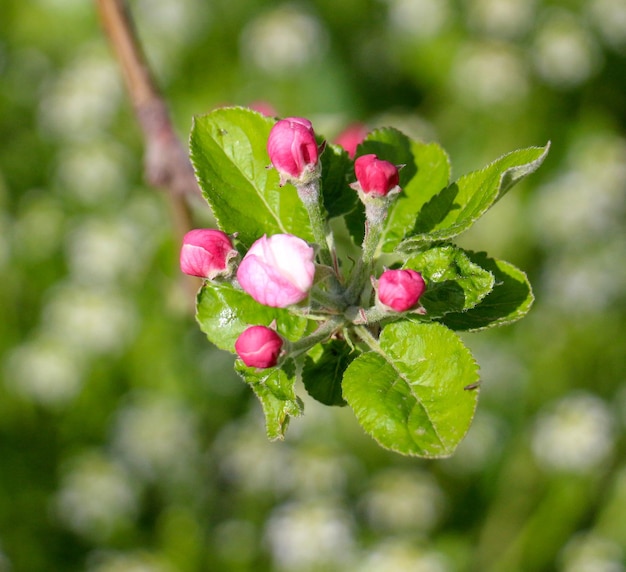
xmin=439 ymin=252 xmax=534 ymax=331
xmin=343 ymin=321 xmax=479 ymax=457
xmin=399 ymin=143 xmax=550 ymax=250
xmin=235 ymin=359 xmax=302 ymax=440
xmin=320 ymin=143 xmax=358 ymax=218
xmin=196 ymin=282 xmax=314 ymax=352
xmin=190 ymin=107 xmax=313 ymax=247
xmin=302 ymin=340 xmax=356 ymax=406
xmin=405 ymin=244 xmax=495 ymax=317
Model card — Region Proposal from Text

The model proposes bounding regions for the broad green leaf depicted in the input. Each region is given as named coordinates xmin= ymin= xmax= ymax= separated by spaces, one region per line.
xmin=399 ymin=143 xmax=550 ymax=250
xmin=343 ymin=321 xmax=479 ymax=457
xmin=302 ymin=339 xmax=356 ymax=406
xmin=196 ymin=282 xmax=314 ymax=352
xmin=357 ymin=127 xmax=452 ymax=253
xmin=235 ymin=359 xmax=302 ymax=440
xmin=320 ymin=143 xmax=358 ymax=218
xmin=190 ymin=107 xmax=313 ymax=247
xmin=405 ymin=244 xmax=494 ymax=317
xmin=439 ymin=252 xmax=534 ymax=331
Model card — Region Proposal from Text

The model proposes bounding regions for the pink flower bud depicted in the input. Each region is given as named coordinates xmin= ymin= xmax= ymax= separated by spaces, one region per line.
xmin=377 ymin=269 xmax=426 ymax=312
xmin=237 ymin=234 xmax=316 ymax=308
xmin=249 ymin=101 xmax=277 ymax=117
xmin=180 ymin=229 xmax=238 ymax=279
xmin=354 ymin=154 xmax=400 ymax=196
xmin=235 ymin=325 xmax=283 ymax=368
xmin=335 ymin=123 xmax=369 ymax=158
xmin=267 ymin=117 xmax=320 ymax=183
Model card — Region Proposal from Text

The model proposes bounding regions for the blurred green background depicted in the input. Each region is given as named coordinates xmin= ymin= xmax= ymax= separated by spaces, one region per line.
xmin=1 ymin=0 xmax=626 ymax=570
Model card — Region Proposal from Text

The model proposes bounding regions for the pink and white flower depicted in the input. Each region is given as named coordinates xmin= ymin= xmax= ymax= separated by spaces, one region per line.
xmin=237 ymin=234 xmax=316 ymax=308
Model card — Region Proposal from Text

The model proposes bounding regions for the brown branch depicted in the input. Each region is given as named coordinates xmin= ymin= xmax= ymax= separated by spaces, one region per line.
xmin=96 ymin=0 xmax=202 ymax=300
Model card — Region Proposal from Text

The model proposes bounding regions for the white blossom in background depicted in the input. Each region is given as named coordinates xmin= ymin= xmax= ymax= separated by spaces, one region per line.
xmin=65 ymin=217 xmax=148 ymax=285
xmin=12 ymin=194 xmax=65 ymax=262
xmin=540 ymin=241 xmax=626 ymax=312
xmin=4 ymin=334 xmax=84 ymax=406
xmin=136 ymin=0 xmax=207 ymax=41
xmin=385 ymin=0 xmax=450 ymax=40
xmin=531 ymin=132 xmax=626 ymax=311
xmin=441 ymin=410 xmax=507 ymax=474
xmin=111 ymin=396 xmax=202 ymax=485
xmin=588 ymin=0 xmax=626 ymax=51
xmin=40 ymin=282 xmax=137 ymax=356
xmin=212 ymin=519 xmax=258 ymax=565
xmin=466 ymin=0 xmax=537 ymax=39
xmin=361 ymin=469 xmax=445 ymax=532
xmin=560 ymin=532 xmax=624 ymax=572
xmin=531 ymin=392 xmax=615 ymax=474
xmin=288 ymin=448 xmax=352 ymax=497
xmin=532 ymin=10 xmax=601 ymax=88
xmin=134 ymin=0 xmax=209 ymax=78
xmin=213 ymin=412 xmax=295 ymax=495
xmin=54 ymin=452 xmax=139 ymax=541
xmin=56 ymin=143 xmax=129 ymax=206
xmin=532 ymin=133 xmax=626 ymax=248
xmin=38 ymin=45 xmax=122 ymax=141
xmin=241 ymin=5 xmax=328 ymax=75
xmin=467 ymin=337 xmax=528 ymax=398
xmin=265 ymin=501 xmax=356 ymax=571
xmin=358 ymin=539 xmax=450 ymax=572
xmin=534 ymin=172 xmax=619 ymax=251
xmin=86 ymin=550 xmax=175 ymax=572
xmin=450 ymin=43 xmax=529 ymax=108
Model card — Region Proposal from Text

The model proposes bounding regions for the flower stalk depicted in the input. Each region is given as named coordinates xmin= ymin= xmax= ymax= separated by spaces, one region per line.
xmin=295 ymin=179 xmax=337 ymax=276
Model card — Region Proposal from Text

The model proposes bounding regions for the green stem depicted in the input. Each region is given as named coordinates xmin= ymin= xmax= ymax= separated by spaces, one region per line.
xmin=353 ymin=324 xmax=381 ymax=352
xmin=310 ymin=287 xmax=346 ymax=311
xmin=343 ymin=210 xmax=385 ymax=305
xmin=289 ymin=316 xmax=345 ymax=358
xmin=296 ymin=179 xmax=334 ymax=270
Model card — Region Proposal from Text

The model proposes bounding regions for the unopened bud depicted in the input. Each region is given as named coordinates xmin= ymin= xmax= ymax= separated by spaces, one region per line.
xmin=335 ymin=123 xmax=369 ymax=158
xmin=180 ymin=229 xmax=238 ymax=279
xmin=377 ymin=269 xmax=426 ymax=312
xmin=235 ymin=325 xmax=283 ymax=368
xmin=353 ymin=154 xmax=400 ymax=196
xmin=249 ymin=101 xmax=277 ymax=117
xmin=267 ymin=117 xmax=321 ymax=185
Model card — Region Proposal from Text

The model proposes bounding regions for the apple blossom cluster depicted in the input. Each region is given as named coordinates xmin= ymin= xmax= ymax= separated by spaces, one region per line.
xmin=186 ymin=106 xmax=545 ymax=454
xmin=180 ymin=116 xmax=426 ymax=369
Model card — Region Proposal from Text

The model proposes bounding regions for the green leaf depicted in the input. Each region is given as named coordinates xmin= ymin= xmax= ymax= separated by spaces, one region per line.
xmin=196 ymin=282 xmax=314 ymax=352
xmin=405 ymin=244 xmax=495 ymax=317
xmin=235 ymin=359 xmax=302 ymax=440
xmin=343 ymin=201 xmax=366 ymax=247
xmin=398 ymin=143 xmax=550 ymax=250
xmin=302 ymin=339 xmax=356 ymax=406
xmin=357 ymin=127 xmax=452 ymax=253
xmin=343 ymin=321 xmax=479 ymax=457
xmin=190 ymin=107 xmax=313 ymax=247
xmin=439 ymin=252 xmax=534 ymax=331
xmin=320 ymin=143 xmax=358 ymax=218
